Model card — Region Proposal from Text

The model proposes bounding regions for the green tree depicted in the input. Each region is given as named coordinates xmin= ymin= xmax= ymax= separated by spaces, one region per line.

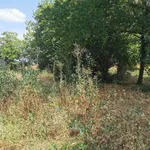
xmin=23 ymin=21 xmax=40 ymax=64
xmin=0 ymin=31 xmax=22 ymax=68
xmin=121 ymin=0 xmax=150 ymax=84
xmin=33 ymin=0 xmax=140 ymax=82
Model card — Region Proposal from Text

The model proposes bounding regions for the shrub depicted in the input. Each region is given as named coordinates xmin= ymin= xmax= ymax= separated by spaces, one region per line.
xmin=21 ymin=69 xmax=40 ymax=90
xmin=0 ymin=69 xmax=19 ymax=99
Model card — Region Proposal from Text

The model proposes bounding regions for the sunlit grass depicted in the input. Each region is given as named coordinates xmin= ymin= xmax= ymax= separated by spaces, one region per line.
xmin=0 ymin=69 xmax=150 ymax=149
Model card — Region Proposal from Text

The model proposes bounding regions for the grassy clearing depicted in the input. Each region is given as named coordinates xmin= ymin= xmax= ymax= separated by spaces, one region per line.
xmin=0 ymin=69 xmax=150 ymax=149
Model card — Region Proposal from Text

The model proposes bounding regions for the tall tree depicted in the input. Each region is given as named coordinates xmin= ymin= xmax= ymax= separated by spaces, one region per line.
xmin=123 ymin=0 xmax=150 ymax=84
xmin=33 ymin=0 xmax=140 ymax=82
xmin=23 ymin=21 xmax=40 ymax=64
xmin=0 ymin=31 xmax=22 ymax=68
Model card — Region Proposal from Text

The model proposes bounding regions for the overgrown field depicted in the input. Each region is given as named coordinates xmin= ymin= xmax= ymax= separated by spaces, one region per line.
xmin=0 ymin=69 xmax=150 ymax=150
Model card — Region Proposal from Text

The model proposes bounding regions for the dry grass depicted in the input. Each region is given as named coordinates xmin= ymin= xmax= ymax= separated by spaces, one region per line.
xmin=87 ymin=85 xmax=150 ymax=149
xmin=0 ymin=76 xmax=150 ymax=149
xmin=30 ymin=64 xmax=39 ymax=71
xmin=37 ymin=71 xmax=53 ymax=83
xmin=59 ymin=84 xmax=150 ymax=149
xmin=0 ymin=85 xmax=76 ymax=149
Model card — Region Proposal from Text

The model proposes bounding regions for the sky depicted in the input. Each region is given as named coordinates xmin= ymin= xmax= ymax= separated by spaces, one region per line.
xmin=0 ymin=0 xmax=39 ymax=39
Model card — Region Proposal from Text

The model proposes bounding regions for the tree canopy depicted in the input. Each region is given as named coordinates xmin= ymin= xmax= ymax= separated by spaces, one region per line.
xmin=0 ymin=31 xmax=22 ymax=68
xmin=2 ymin=0 xmax=149 ymax=84
xmin=30 ymin=0 xmax=150 ymax=83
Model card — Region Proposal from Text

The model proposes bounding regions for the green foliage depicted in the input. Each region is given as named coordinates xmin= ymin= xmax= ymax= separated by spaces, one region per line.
xmin=0 ymin=70 xmax=19 ymax=99
xmin=21 ymin=69 xmax=39 ymax=87
xmin=0 ymin=58 xmax=7 ymax=69
xmin=0 ymin=1 xmax=150 ymax=147
xmin=32 ymin=0 xmax=141 ymax=82
xmin=23 ymin=21 xmax=40 ymax=63
xmin=124 ymin=0 xmax=150 ymax=84
xmin=0 ymin=32 xmax=22 ymax=68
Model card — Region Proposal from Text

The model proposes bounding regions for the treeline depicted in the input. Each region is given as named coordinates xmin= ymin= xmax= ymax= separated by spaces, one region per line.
xmin=0 ymin=0 xmax=150 ymax=84
xmin=33 ymin=0 xmax=150 ymax=84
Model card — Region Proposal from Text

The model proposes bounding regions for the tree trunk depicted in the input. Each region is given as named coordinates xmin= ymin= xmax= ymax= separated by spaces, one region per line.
xmin=137 ymin=35 xmax=146 ymax=85
xmin=117 ymin=62 xmax=127 ymax=80
xmin=102 ymin=66 xmax=109 ymax=82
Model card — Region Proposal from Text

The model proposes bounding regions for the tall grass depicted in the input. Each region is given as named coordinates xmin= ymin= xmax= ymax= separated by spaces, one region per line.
xmin=0 ymin=57 xmax=150 ymax=149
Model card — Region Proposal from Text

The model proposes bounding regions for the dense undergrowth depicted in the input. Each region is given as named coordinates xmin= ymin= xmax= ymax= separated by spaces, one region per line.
xmin=0 ymin=68 xmax=150 ymax=150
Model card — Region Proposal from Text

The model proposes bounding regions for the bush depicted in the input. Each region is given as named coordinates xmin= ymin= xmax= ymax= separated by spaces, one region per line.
xmin=0 ymin=69 xmax=19 ymax=99
xmin=21 ymin=69 xmax=40 ymax=89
